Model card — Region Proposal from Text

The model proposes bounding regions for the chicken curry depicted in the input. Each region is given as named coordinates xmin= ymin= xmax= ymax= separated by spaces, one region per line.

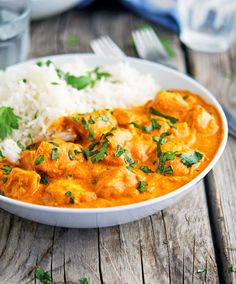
xmin=0 ymin=90 xmax=223 ymax=208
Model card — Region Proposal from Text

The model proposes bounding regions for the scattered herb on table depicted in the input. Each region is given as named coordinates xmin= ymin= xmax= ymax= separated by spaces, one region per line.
xmin=231 ymin=265 xmax=236 ymax=272
xmin=0 ymin=106 xmax=21 ymax=141
xmin=197 ymin=267 xmax=207 ymax=273
xmin=79 ymin=277 xmax=89 ymax=284
xmin=35 ymin=267 xmax=52 ymax=284
xmin=67 ymin=35 xmax=79 ymax=46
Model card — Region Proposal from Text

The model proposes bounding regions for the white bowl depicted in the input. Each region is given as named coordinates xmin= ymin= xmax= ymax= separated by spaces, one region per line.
xmin=0 ymin=54 xmax=228 ymax=228
xmin=30 ymin=0 xmax=84 ymax=20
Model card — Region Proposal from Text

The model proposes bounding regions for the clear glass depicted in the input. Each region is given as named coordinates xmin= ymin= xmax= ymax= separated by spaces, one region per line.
xmin=0 ymin=0 xmax=30 ymax=69
xmin=177 ymin=0 xmax=236 ymax=53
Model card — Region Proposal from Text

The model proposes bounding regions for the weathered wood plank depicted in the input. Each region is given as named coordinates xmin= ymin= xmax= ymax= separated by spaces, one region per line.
xmin=189 ymin=49 xmax=236 ymax=283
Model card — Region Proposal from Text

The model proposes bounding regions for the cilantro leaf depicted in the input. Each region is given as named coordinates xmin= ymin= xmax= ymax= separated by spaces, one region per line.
xmin=0 ymin=165 xmax=12 ymax=175
xmin=35 ymin=267 xmax=52 ymax=284
xmin=114 ymin=144 xmax=127 ymax=157
xmin=65 ymin=191 xmax=74 ymax=204
xmin=51 ymin=148 xmax=58 ymax=161
xmin=79 ymin=277 xmax=89 ymax=284
xmin=96 ymin=115 xmax=110 ymax=122
xmin=68 ymin=150 xmax=74 ymax=161
xmin=180 ymin=150 xmax=203 ymax=168
xmin=67 ymin=35 xmax=79 ymax=46
xmin=197 ymin=267 xmax=207 ymax=273
xmin=35 ymin=155 xmax=44 ymax=165
xmin=149 ymin=107 xmax=178 ymax=124
xmin=40 ymin=172 xmax=49 ymax=185
xmin=139 ymin=166 xmax=153 ymax=174
xmin=64 ymin=74 xmax=92 ymax=90
xmin=157 ymin=151 xmax=176 ymax=174
xmin=88 ymin=128 xmax=94 ymax=141
xmin=91 ymin=139 xmax=110 ymax=163
xmin=137 ymin=181 xmax=147 ymax=193
xmin=130 ymin=117 xmax=161 ymax=133
xmin=163 ymin=166 xmax=173 ymax=175
xmin=0 ymin=107 xmax=21 ymax=141
xmin=124 ymin=154 xmax=138 ymax=167
xmin=0 ymin=150 xmax=4 ymax=159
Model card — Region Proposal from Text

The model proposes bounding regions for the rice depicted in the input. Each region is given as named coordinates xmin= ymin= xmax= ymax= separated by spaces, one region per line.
xmin=0 ymin=59 xmax=159 ymax=163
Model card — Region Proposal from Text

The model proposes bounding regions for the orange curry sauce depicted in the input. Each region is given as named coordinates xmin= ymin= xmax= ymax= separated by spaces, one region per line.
xmin=0 ymin=90 xmax=223 ymax=208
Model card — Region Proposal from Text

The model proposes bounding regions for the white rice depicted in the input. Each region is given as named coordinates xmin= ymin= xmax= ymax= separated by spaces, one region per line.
xmin=0 ymin=59 xmax=159 ymax=163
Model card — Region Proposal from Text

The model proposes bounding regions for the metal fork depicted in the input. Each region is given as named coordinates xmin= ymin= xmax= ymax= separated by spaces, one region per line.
xmin=90 ymin=35 xmax=235 ymax=138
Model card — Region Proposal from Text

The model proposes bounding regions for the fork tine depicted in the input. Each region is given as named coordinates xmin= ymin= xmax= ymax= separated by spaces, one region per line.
xmin=90 ymin=36 xmax=126 ymax=58
xmin=132 ymin=31 xmax=148 ymax=59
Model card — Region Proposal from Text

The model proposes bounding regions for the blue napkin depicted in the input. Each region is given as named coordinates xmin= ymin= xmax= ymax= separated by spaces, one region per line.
xmin=77 ymin=0 xmax=179 ymax=32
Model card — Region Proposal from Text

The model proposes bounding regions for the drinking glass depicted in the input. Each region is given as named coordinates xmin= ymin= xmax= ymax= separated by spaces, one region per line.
xmin=0 ymin=0 xmax=30 ymax=69
xmin=177 ymin=0 xmax=236 ymax=53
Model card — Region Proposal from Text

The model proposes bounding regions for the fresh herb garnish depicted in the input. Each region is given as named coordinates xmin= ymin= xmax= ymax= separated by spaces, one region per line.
xmin=67 ymin=35 xmax=79 ymax=46
xmin=51 ymin=148 xmax=58 ymax=161
xmin=124 ymin=154 xmax=138 ymax=168
xmin=22 ymin=78 xmax=27 ymax=83
xmin=49 ymin=141 xmax=59 ymax=147
xmin=139 ymin=166 xmax=153 ymax=174
xmin=74 ymin=149 xmax=81 ymax=155
xmin=88 ymin=128 xmax=94 ymax=141
xmin=88 ymin=116 xmax=95 ymax=124
xmin=161 ymin=132 xmax=171 ymax=138
xmin=72 ymin=115 xmax=79 ymax=122
xmin=152 ymin=135 xmax=167 ymax=157
xmin=35 ymin=267 xmax=52 ymax=284
xmin=87 ymin=141 xmax=98 ymax=152
xmin=96 ymin=115 xmax=110 ymax=122
xmin=17 ymin=141 xmax=25 ymax=151
xmin=180 ymin=150 xmax=203 ymax=168
xmin=0 ymin=165 xmax=12 ymax=175
xmin=0 ymin=150 xmax=4 ymax=159
xmin=231 ymin=265 xmax=236 ymax=272
xmin=81 ymin=118 xmax=89 ymax=130
xmin=2 ymin=176 xmax=8 ymax=184
xmin=150 ymin=107 xmax=178 ymax=124
xmin=91 ymin=139 xmax=110 ymax=163
xmin=0 ymin=106 xmax=21 ymax=141
xmin=35 ymin=155 xmax=44 ymax=165
xmin=163 ymin=166 xmax=173 ymax=175
xmin=0 ymin=191 xmax=5 ymax=196
xmin=65 ymin=191 xmax=74 ymax=204
xmin=40 ymin=172 xmax=49 ymax=185
xmin=114 ymin=144 xmax=127 ymax=157
xmin=130 ymin=117 xmax=161 ymax=133
xmin=79 ymin=277 xmax=89 ymax=284
xmin=137 ymin=181 xmax=147 ymax=193
xmin=68 ymin=150 xmax=74 ymax=161
xmin=100 ymin=128 xmax=116 ymax=140
xmin=157 ymin=151 xmax=176 ymax=174
xmin=197 ymin=267 xmax=207 ymax=273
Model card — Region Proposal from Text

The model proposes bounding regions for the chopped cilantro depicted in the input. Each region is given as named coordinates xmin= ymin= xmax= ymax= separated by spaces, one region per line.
xmin=88 ymin=116 xmax=95 ymax=124
xmin=51 ymin=148 xmax=58 ymax=161
xmin=0 ymin=165 xmax=12 ymax=175
xmin=74 ymin=149 xmax=81 ymax=155
xmin=124 ymin=154 xmax=138 ymax=167
xmin=67 ymin=35 xmax=79 ymax=45
xmin=35 ymin=155 xmax=44 ymax=165
xmin=139 ymin=166 xmax=153 ymax=174
xmin=79 ymin=277 xmax=89 ymax=284
xmin=100 ymin=128 xmax=116 ymax=140
xmin=2 ymin=176 xmax=8 ymax=184
xmin=0 ymin=106 xmax=21 ymax=141
xmin=114 ymin=144 xmax=127 ymax=157
xmin=0 ymin=150 xmax=4 ymax=159
xmin=65 ymin=191 xmax=74 ymax=204
xmin=88 ymin=128 xmax=94 ymax=141
xmin=35 ymin=267 xmax=52 ymax=284
xmin=96 ymin=115 xmax=110 ymax=122
xmin=137 ymin=181 xmax=147 ymax=193
xmin=231 ymin=265 xmax=236 ymax=272
xmin=88 ymin=141 xmax=99 ymax=151
xmin=40 ymin=172 xmax=49 ymax=185
xmin=91 ymin=139 xmax=110 ymax=163
xmin=163 ymin=166 xmax=173 ymax=175
xmin=81 ymin=118 xmax=89 ymax=129
xmin=49 ymin=141 xmax=59 ymax=147
xmin=68 ymin=150 xmax=74 ymax=161
xmin=180 ymin=150 xmax=203 ymax=168
xmin=149 ymin=107 xmax=178 ymax=124
xmin=197 ymin=267 xmax=207 ymax=273
xmin=161 ymin=132 xmax=171 ymax=138
xmin=72 ymin=116 xmax=79 ymax=122
xmin=130 ymin=117 xmax=161 ymax=133
xmin=157 ymin=151 xmax=176 ymax=174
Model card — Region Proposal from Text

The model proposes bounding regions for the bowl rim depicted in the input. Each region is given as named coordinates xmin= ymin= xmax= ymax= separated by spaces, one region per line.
xmin=0 ymin=53 xmax=228 ymax=214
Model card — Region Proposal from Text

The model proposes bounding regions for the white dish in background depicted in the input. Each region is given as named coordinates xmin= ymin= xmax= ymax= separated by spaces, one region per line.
xmin=30 ymin=0 xmax=83 ymax=20
xmin=0 ymin=54 xmax=228 ymax=228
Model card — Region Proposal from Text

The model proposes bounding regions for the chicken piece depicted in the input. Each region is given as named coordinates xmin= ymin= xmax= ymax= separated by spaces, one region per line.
xmin=51 ymin=109 xmax=117 ymax=142
xmin=1 ymin=167 xmax=40 ymax=198
xmin=187 ymin=105 xmax=219 ymax=135
xmin=34 ymin=139 xmax=85 ymax=178
xmin=126 ymin=134 xmax=156 ymax=163
xmin=95 ymin=167 xmax=138 ymax=198
xmin=113 ymin=107 xmax=146 ymax=127
xmin=45 ymin=179 xmax=97 ymax=206
xmin=150 ymin=90 xmax=190 ymax=117
xmin=20 ymin=150 xmax=36 ymax=170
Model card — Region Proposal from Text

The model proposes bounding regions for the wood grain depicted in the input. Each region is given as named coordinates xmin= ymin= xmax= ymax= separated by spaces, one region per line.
xmin=0 ymin=7 xmax=224 ymax=284
xmin=189 ymin=49 xmax=236 ymax=284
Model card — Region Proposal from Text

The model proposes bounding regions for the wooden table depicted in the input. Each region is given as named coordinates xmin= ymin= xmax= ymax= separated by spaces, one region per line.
xmin=1 ymin=3 xmax=236 ymax=284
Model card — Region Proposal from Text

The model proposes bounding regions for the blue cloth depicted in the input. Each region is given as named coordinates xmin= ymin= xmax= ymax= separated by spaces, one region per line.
xmin=77 ymin=0 xmax=179 ymax=32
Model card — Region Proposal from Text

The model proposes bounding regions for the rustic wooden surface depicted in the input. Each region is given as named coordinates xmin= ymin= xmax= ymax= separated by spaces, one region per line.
xmin=0 ymin=3 xmax=235 ymax=284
